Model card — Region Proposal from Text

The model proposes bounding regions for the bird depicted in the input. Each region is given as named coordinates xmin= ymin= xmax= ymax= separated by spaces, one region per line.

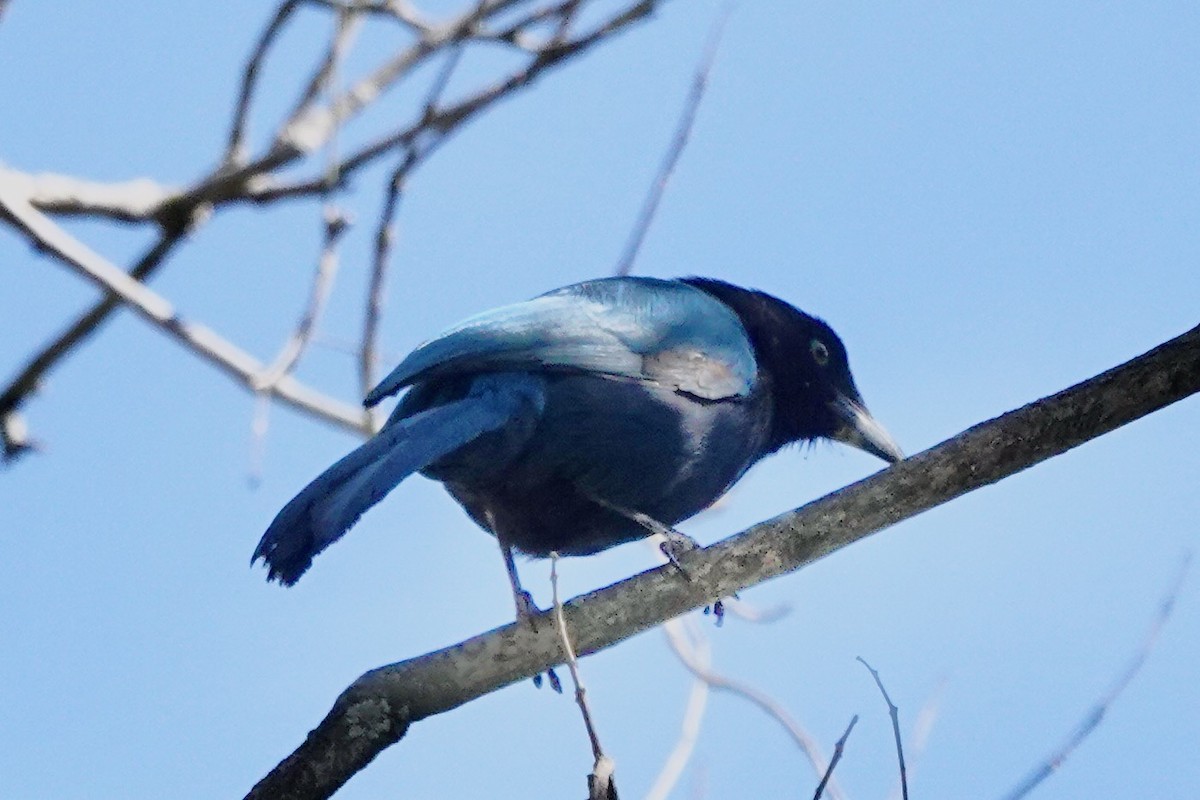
xmin=253 ymin=276 xmax=903 ymax=619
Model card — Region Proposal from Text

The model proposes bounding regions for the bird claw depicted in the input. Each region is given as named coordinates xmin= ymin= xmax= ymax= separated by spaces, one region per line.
xmin=659 ymin=529 xmax=700 ymax=580
xmin=512 ymin=591 xmax=560 ymax=691
xmin=703 ymin=592 xmax=739 ymax=626
xmin=532 ymin=666 xmax=563 ymax=692
xmin=513 ymin=589 xmax=542 ymax=630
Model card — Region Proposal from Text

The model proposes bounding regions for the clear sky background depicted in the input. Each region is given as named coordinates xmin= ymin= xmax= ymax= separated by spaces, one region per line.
xmin=2 ymin=2 xmax=1198 ymax=798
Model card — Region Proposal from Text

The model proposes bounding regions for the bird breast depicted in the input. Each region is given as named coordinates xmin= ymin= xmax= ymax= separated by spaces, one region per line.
xmin=424 ymin=371 xmax=771 ymax=556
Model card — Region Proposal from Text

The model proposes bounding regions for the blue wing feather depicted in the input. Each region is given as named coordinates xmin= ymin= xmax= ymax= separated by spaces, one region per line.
xmin=364 ymin=277 xmax=756 ymax=406
xmin=254 ymin=375 xmax=544 ymax=585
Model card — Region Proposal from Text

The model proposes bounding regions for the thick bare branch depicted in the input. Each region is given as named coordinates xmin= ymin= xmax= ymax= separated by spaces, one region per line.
xmin=244 ymin=321 xmax=1200 ymax=800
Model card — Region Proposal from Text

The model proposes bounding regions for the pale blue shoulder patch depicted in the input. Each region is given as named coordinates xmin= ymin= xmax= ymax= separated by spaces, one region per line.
xmin=364 ymin=277 xmax=757 ymax=406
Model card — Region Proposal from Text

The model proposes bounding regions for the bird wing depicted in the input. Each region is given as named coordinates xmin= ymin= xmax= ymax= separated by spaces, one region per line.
xmin=365 ymin=277 xmax=757 ymax=406
xmin=254 ymin=374 xmax=545 ymax=585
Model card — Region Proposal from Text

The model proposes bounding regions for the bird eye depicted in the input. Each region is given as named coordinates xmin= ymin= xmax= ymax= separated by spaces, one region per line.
xmin=810 ymin=339 xmax=830 ymax=366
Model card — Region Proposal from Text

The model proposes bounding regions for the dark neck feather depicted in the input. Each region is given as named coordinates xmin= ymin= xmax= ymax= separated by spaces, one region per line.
xmin=682 ymin=277 xmax=838 ymax=452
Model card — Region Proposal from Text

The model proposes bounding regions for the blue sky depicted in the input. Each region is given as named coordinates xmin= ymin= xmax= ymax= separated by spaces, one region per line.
xmin=2 ymin=2 xmax=1198 ymax=798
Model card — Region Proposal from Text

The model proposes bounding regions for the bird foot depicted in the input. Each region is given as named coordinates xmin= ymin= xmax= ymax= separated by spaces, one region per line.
xmin=659 ymin=529 xmax=700 ymax=580
xmin=511 ymin=590 xmax=561 ymax=691
xmin=513 ymin=589 xmax=542 ymax=630
xmin=532 ymin=667 xmax=564 ymax=693
xmin=703 ymin=591 xmax=740 ymax=627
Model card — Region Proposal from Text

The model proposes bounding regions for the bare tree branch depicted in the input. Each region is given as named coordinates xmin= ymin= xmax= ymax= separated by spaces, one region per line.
xmin=256 ymin=207 xmax=350 ymax=392
xmin=281 ymin=7 xmax=365 ymax=151
xmin=645 ymin=619 xmax=711 ymax=800
xmin=615 ymin=6 xmax=726 ymax=276
xmin=664 ymin=617 xmax=846 ymax=800
xmin=857 ymin=657 xmax=908 ymax=800
xmin=551 ymin=553 xmax=619 ymax=800
xmin=360 ymin=42 xmax=465 ymax=400
xmin=889 ymin=678 xmax=945 ymax=800
xmin=329 ymin=0 xmax=660 ymax=182
xmin=0 ymin=187 xmax=368 ymax=435
xmin=1 ymin=0 xmax=667 ymax=457
xmin=0 ymin=167 xmax=176 ymax=222
xmin=1 ymin=230 xmax=188 ymax=459
xmin=226 ymin=0 xmax=305 ymax=165
xmin=307 ymin=0 xmax=431 ymax=33
xmin=812 ymin=716 xmax=859 ymax=800
xmin=243 ymin=321 xmax=1200 ymax=800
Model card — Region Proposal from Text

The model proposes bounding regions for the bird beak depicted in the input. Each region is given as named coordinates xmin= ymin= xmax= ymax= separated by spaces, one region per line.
xmin=829 ymin=394 xmax=904 ymax=464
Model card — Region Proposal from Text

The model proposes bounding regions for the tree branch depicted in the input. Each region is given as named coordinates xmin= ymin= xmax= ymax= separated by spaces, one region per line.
xmin=663 ymin=616 xmax=845 ymax=800
xmin=245 ymin=321 xmax=1200 ymax=799
xmin=0 ymin=187 xmax=369 ymax=436
xmin=0 ymin=167 xmax=177 ymax=222
xmin=1 ymin=0 xmax=666 ymax=458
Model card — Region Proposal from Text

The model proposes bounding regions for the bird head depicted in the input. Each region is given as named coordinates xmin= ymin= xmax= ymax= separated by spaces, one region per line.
xmin=683 ymin=277 xmax=903 ymax=463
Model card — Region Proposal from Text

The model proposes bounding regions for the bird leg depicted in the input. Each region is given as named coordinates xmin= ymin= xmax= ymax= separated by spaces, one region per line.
xmin=588 ymin=495 xmax=734 ymax=623
xmin=485 ymin=509 xmax=560 ymax=689
xmin=588 ymin=495 xmax=699 ymax=579
xmin=500 ymin=538 xmax=541 ymax=626
xmin=485 ymin=509 xmax=541 ymax=628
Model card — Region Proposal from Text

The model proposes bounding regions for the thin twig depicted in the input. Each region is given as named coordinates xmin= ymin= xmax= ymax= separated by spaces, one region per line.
xmin=281 ymin=7 xmax=365 ymax=155
xmin=226 ymin=0 xmax=304 ymax=164
xmin=812 ymin=716 xmax=859 ymax=800
xmin=360 ymin=42 xmax=467 ymax=401
xmin=249 ymin=205 xmax=351 ymax=480
xmin=889 ymin=678 xmax=945 ymax=800
xmin=0 ymin=231 xmax=187 ymax=460
xmin=306 ymin=0 xmax=430 ymax=34
xmin=255 ymin=207 xmax=350 ymax=391
xmin=644 ymin=621 xmax=711 ymax=800
xmin=551 ymin=554 xmax=618 ymax=800
xmin=662 ymin=617 xmax=847 ymax=800
xmin=0 ymin=186 xmax=368 ymax=434
xmin=857 ymin=657 xmax=908 ymax=800
xmin=998 ymin=553 xmax=1192 ymax=800
xmin=3 ymin=0 xmax=666 ymax=458
xmin=614 ymin=6 xmax=727 ymax=276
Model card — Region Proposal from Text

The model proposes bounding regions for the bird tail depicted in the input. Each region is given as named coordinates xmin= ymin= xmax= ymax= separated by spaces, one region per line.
xmin=252 ymin=381 xmax=533 ymax=585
